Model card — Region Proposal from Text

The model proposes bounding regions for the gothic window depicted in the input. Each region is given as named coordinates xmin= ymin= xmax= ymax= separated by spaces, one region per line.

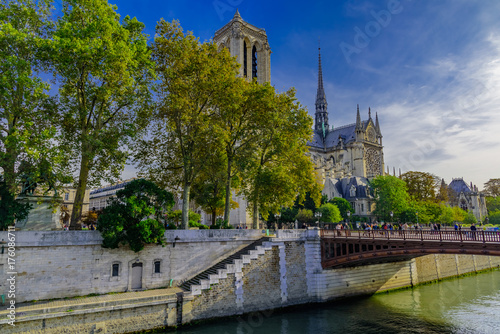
xmin=460 ymin=200 xmax=468 ymax=211
xmin=252 ymin=45 xmax=257 ymax=79
xmin=243 ymin=41 xmax=248 ymax=77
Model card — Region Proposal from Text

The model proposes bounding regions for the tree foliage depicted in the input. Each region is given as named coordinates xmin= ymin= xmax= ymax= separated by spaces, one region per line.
xmin=239 ymin=86 xmax=322 ymax=228
xmin=328 ymin=197 xmax=353 ymax=220
xmin=97 ymin=179 xmax=174 ymax=252
xmin=488 ymin=211 xmax=500 ymax=225
xmin=484 ymin=178 xmax=500 ymax=197
xmin=135 ymin=19 xmax=237 ymax=229
xmin=318 ymin=203 xmax=342 ymax=223
xmin=400 ymin=171 xmax=439 ymax=202
xmin=294 ymin=209 xmax=314 ymax=225
xmin=53 ymin=0 xmax=153 ymax=228
xmin=486 ymin=196 xmax=500 ymax=213
xmin=370 ymin=175 xmax=410 ymax=221
xmin=0 ymin=176 xmax=31 ymax=230
xmin=0 ymin=0 xmax=62 ymax=195
xmin=463 ymin=211 xmax=477 ymax=225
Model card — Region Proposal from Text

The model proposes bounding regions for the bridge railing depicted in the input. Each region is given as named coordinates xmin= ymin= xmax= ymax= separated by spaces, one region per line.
xmin=320 ymin=229 xmax=500 ymax=243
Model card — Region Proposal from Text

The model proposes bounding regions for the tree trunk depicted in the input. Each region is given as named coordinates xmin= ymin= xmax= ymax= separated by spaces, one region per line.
xmin=224 ymin=155 xmax=232 ymax=225
xmin=211 ymin=210 xmax=217 ymax=226
xmin=252 ymin=198 xmax=259 ymax=229
xmin=182 ymin=183 xmax=191 ymax=230
xmin=70 ymin=154 xmax=90 ymax=230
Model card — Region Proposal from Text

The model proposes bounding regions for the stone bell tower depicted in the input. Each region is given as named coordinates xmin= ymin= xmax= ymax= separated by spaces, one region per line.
xmin=213 ymin=9 xmax=271 ymax=84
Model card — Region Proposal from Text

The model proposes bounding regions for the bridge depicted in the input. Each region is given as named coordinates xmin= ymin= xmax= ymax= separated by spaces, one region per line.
xmin=321 ymin=229 xmax=500 ymax=268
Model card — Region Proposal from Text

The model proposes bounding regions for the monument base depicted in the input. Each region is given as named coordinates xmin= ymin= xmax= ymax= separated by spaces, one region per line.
xmin=15 ymin=196 xmax=63 ymax=231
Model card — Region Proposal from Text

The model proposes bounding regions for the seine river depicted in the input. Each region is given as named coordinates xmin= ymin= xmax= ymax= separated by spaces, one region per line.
xmin=161 ymin=269 xmax=500 ymax=334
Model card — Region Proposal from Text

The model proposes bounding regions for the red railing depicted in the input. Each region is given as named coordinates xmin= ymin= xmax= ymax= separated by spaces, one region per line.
xmin=321 ymin=229 xmax=500 ymax=243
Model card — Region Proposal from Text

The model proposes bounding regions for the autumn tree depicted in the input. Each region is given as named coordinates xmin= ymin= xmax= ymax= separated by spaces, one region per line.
xmin=436 ymin=178 xmax=449 ymax=203
xmin=52 ymin=0 xmax=153 ymax=229
xmin=134 ymin=20 xmax=237 ymax=229
xmin=401 ymin=171 xmax=440 ymax=202
xmin=0 ymin=0 xmax=62 ymax=195
xmin=239 ymin=86 xmax=321 ymax=228
xmin=484 ymin=178 xmax=500 ymax=197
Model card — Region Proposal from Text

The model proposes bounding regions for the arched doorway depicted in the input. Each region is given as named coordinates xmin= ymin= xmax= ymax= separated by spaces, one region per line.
xmin=131 ymin=262 xmax=143 ymax=290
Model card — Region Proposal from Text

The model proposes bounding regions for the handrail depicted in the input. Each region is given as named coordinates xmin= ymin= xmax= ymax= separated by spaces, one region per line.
xmin=321 ymin=229 xmax=500 ymax=243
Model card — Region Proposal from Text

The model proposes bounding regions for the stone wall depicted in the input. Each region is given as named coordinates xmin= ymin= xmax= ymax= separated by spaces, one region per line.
xmin=1 ymin=229 xmax=500 ymax=333
xmin=0 ymin=230 xmax=262 ymax=303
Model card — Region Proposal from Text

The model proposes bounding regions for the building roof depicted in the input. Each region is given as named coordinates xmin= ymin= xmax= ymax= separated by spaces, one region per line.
xmin=309 ymin=121 xmax=367 ymax=150
xmin=448 ymin=178 xmax=472 ymax=194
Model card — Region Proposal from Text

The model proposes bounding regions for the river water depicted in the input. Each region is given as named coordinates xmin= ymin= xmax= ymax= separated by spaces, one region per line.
xmin=161 ymin=270 xmax=500 ymax=334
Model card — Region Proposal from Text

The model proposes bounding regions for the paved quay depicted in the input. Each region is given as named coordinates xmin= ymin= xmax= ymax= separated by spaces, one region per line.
xmin=0 ymin=287 xmax=183 ymax=321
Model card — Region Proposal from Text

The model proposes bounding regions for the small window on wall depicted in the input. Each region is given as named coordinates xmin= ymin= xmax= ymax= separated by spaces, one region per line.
xmin=65 ymin=193 xmax=69 ymax=201
xmin=112 ymin=263 xmax=120 ymax=277
xmin=154 ymin=261 xmax=161 ymax=274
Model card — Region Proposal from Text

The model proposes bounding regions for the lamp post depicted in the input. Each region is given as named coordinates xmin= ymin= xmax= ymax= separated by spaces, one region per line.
xmin=315 ymin=211 xmax=321 ymax=228
xmin=416 ymin=211 xmax=419 ymax=226
xmin=347 ymin=210 xmax=351 ymax=229
xmin=276 ymin=212 xmax=281 ymax=230
xmin=390 ymin=211 xmax=393 ymax=223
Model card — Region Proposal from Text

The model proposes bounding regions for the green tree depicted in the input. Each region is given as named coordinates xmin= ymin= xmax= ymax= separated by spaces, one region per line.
xmin=135 ymin=20 xmax=236 ymax=229
xmin=0 ymin=0 xmax=62 ymax=195
xmin=488 ymin=211 xmax=500 ymax=225
xmin=370 ymin=175 xmax=410 ymax=221
xmin=97 ymin=179 xmax=174 ymax=252
xmin=452 ymin=206 xmax=467 ymax=222
xmin=484 ymin=178 xmax=500 ymax=197
xmin=295 ymin=209 xmax=314 ymax=225
xmin=438 ymin=206 xmax=454 ymax=225
xmin=401 ymin=171 xmax=439 ymax=202
xmin=240 ymin=86 xmax=321 ymax=228
xmin=463 ymin=211 xmax=477 ymax=225
xmin=53 ymin=0 xmax=153 ymax=229
xmin=328 ymin=197 xmax=353 ymax=220
xmin=486 ymin=197 xmax=500 ymax=212
xmin=318 ymin=203 xmax=342 ymax=223
xmin=0 ymin=176 xmax=31 ymax=230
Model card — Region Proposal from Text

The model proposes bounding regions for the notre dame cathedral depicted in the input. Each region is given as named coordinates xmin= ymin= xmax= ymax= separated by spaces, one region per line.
xmin=213 ymin=10 xmax=381 ymax=223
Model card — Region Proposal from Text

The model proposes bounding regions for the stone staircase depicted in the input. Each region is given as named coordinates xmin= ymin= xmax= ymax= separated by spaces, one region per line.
xmin=180 ymin=237 xmax=272 ymax=295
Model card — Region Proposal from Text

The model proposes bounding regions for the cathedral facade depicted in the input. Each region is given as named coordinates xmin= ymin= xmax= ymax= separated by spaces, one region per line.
xmin=308 ymin=48 xmax=385 ymax=218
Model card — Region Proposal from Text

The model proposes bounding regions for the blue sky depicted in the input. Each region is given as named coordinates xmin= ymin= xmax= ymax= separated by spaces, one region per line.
xmin=55 ymin=0 xmax=500 ymax=189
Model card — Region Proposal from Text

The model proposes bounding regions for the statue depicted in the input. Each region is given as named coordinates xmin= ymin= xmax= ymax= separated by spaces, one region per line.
xmin=19 ymin=160 xmax=58 ymax=197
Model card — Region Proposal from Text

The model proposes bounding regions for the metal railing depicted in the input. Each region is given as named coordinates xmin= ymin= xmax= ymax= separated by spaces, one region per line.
xmin=321 ymin=229 xmax=500 ymax=243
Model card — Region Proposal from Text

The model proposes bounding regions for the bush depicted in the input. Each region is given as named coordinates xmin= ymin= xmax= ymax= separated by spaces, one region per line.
xmin=189 ymin=221 xmax=209 ymax=229
xmin=97 ymin=179 xmax=174 ymax=252
xmin=210 ymin=219 xmax=234 ymax=229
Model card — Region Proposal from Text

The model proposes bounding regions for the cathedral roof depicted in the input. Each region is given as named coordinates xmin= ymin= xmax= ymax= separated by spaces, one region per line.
xmin=448 ymin=178 xmax=472 ymax=194
xmin=309 ymin=121 xmax=367 ymax=149
xmin=324 ymin=176 xmax=372 ymax=199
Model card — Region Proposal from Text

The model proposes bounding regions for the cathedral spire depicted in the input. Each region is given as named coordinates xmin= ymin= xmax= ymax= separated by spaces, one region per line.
xmin=234 ymin=9 xmax=241 ymax=19
xmin=375 ymin=112 xmax=381 ymax=133
xmin=356 ymin=104 xmax=362 ymax=130
xmin=368 ymin=107 xmax=372 ymax=119
xmin=315 ymin=44 xmax=328 ymax=135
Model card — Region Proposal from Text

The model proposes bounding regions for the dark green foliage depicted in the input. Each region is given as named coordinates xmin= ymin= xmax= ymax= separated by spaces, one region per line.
xmin=0 ymin=176 xmax=31 ymax=230
xmin=97 ymin=179 xmax=174 ymax=252
xmin=328 ymin=197 xmax=353 ymax=220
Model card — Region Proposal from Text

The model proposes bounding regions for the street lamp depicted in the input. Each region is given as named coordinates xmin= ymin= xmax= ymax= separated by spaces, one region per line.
xmin=315 ymin=211 xmax=322 ymax=228
xmin=347 ymin=210 xmax=351 ymax=228
xmin=416 ymin=211 xmax=419 ymax=226
xmin=276 ymin=212 xmax=281 ymax=229
xmin=390 ymin=211 xmax=393 ymax=223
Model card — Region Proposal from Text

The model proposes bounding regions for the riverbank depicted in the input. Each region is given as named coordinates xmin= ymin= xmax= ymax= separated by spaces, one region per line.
xmin=1 ymin=230 xmax=499 ymax=333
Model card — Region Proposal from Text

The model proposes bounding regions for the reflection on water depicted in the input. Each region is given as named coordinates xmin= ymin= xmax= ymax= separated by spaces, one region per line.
xmin=160 ymin=270 xmax=500 ymax=334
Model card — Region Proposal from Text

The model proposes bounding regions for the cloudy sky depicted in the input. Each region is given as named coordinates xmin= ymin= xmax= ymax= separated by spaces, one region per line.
xmin=61 ymin=0 xmax=500 ymax=190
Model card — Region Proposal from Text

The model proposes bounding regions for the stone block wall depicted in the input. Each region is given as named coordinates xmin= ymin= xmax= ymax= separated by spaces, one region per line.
xmin=0 ymin=230 xmax=262 ymax=303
